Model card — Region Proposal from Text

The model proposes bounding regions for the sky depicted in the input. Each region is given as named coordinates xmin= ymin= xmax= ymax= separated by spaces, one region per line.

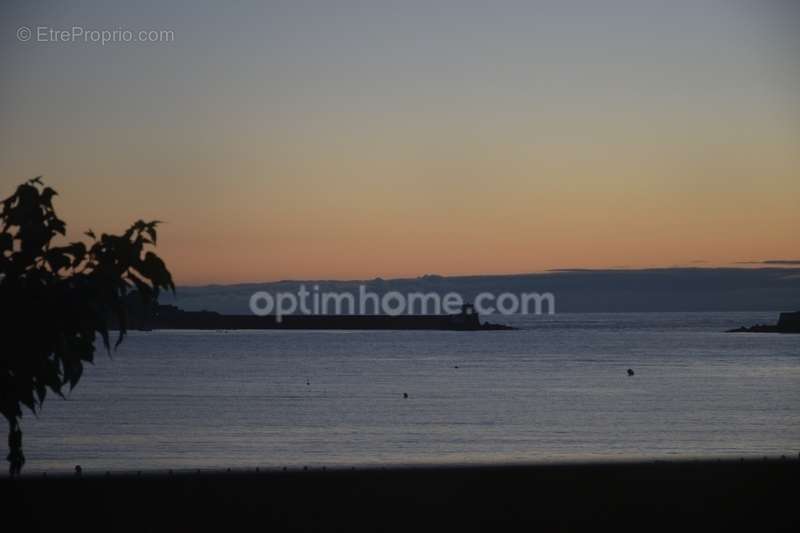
xmin=1 ymin=0 xmax=798 ymax=285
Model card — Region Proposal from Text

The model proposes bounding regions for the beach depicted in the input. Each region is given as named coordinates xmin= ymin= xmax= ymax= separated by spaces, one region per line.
xmin=4 ymin=458 xmax=798 ymax=532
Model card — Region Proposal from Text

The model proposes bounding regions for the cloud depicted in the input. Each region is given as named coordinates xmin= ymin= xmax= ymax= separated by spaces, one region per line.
xmin=736 ymin=260 xmax=800 ymax=266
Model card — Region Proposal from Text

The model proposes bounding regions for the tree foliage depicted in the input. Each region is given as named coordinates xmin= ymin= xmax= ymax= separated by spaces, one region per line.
xmin=0 ymin=177 xmax=174 ymax=469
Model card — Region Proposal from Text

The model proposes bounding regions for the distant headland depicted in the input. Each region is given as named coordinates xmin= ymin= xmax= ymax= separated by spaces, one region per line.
xmin=161 ymin=268 xmax=800 ymax=315
xmin=728 ymin=311 xmax=800 ymax=334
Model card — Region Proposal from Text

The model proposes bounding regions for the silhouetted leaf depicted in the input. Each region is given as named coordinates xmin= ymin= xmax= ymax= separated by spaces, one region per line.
xmin=36 ymin=384 xmax=47 ymax=404
xmin=41 ymin=187 xmax=58 ymax=206
xmin=68 ymin=361 xmax=83 ymax=389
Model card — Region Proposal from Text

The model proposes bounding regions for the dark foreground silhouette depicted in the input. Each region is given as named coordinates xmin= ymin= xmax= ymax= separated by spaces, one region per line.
xmin=2 ymin=459 xmax=797 ymax=532
xmin=1 ymin=178 xmax=173 ymax=476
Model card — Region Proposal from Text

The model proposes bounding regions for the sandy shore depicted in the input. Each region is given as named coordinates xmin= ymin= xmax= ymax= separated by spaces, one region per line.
xmin=3 ymin=458 xmax=798 ymax=531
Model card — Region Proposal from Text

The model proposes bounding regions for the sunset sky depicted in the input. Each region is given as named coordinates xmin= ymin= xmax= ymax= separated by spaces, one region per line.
xmin=1 ymin=1 xmax=798 ymax=285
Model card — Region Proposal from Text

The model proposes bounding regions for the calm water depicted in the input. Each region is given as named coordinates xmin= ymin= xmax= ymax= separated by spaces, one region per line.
xmin=22 ymin=312 xmax=800 ymax=473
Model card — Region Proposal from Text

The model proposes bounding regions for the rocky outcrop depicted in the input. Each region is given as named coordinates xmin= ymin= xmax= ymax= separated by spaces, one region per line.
xmin=728 ymin=311 xmax=800 ymax=334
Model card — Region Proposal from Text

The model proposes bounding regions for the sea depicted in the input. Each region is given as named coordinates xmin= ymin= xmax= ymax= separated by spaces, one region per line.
xmin=20 ymin=311 xmax=800 ymax=473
